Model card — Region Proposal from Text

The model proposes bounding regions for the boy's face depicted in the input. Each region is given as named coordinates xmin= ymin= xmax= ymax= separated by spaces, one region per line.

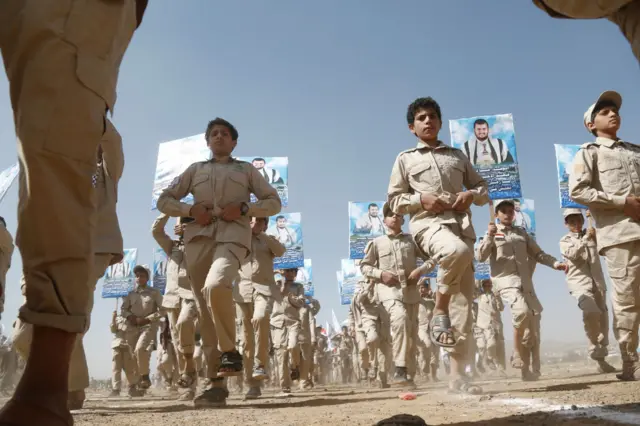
xmin=565 ymin=214 xmax=584 ymax=233
xmin=482 ymin=281 xmax=492 ymax=293
xmin=283 ymin=269 xmax=297 ymax=281
xmin=589 ymin=105 xmax=621 ymax=136
xmin=251 ymin=217 xmax=267 ymax=235
xmin=383 ymin=213 xmax=403 ymax=232
xmin=496 ymin=205 xmax=515 ymax=226
xmin=409 ymin=107 xmax=441 ymax=142
xmin=207 ymin=124 xmax=237 ymax=156
xmin=135 ymin=271 xmax=149 ymax=286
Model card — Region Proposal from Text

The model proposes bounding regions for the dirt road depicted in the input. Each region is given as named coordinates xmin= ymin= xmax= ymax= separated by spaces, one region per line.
xmin=70 ymin=362 xmax=640 ymax=426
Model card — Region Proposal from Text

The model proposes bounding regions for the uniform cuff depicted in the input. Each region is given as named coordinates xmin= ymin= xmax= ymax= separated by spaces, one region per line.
xmin=181 ymin=203 xmax=193 ymax=217
xmin=612 ymin=195 xmax=627 ymax=209
xmin=410 ymin=193 xmax=422 ymax=210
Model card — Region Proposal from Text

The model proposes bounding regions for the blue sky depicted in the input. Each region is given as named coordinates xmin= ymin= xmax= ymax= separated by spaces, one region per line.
xmin=0 ymin=1 xmax=638 ymax=378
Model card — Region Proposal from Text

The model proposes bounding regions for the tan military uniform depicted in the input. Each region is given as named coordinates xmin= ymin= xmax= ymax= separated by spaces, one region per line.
xmin=235 ymin=232 xmax=286 ymax=386
xmin=388 ymin=140 xmax=489 ymax=355
xmin=331 ymin=333 xmax=354 ymax=383
xmin=121 ymin=285 xmax=164 ymax=376
xmin=349 ymin=288 xmax=371 ymax=377
xmin=298 ymin=298 xmax=320 ymax=388
xmin=0 ymin=0 xmax=142 ymax=335
xmin=476 ymin=224 xmax=559 ymax=331
xmin=111 ymin=314 xmax=138 ymax=391
xmin=570 ymin=136 xmax=640 ymax=364
xmin=13 ymin=121 xmax=124 ymax=393
xmin=356 ymin=281 xmax=391 ymax=384
xmin=314 ymin=333 xmax=329 ymax=384
xmin=152 ymin=213 xmax=198 ymax=381
xmin=560 ymin=227 xmax=610 ymax=358
xmin=475 ymin=290 xmax=504 ymax=369
xmin=0 ymin=224 xmax=14 ymax=316
xmin=270 ymin=280 xmax=304 ymax=390
xmin=533 ymin=0 xmax=640 ymax=63
xmin=361 ymin=231 xmax=434 ymax=378
xmin=417 ymin=296 xmax=439 ymax=377
xmin=157 ymin=157 xmax=281 ymax=377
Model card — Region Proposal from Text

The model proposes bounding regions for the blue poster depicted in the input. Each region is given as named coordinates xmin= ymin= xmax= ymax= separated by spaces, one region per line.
xmin=340 ymin=259 xmax=362 ymax=305
xmin=152 ymin=247 xmax=168 ymax=295
xmin=416 ymin=258 xmax=438 ymax=278
xmin=349 ymin=201 xmax=386 ymax=259
xmin=296 ymin=258 xmax=313 ymax=297
xmin=449 ymin=114 xmax=522 ymax=200
xmin=102 ymin=249 xmax=138 ymax=298
xmin=151 ymin=134 xmax=211 ymax=210
xmin=0 ymin=163 xmax=18 ymax=205
xmin=237 ymin=157 xmax=289 ymax=207
xmin=266 ymin=212 xmax=304 ymax=269
xmin=554 ymin=144 xmax=586 ymax=209
xmin=474 ymin=237 xmax=491 ymax=280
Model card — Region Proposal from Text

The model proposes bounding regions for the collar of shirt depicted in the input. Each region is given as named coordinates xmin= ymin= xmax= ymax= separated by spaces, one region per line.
xmin=496 ymin=223 xmax=511 ymax=232
xmin=570 ymin=230 xmax=584 ymax=238
xmin=208 ymin=155 xmax=235 ymax=163
xmin=386 ymin=231 xmax=405 ymax=239
xmin=135 ymin=285 xmax=148 ymax=293
xmin=595 ymin=137 xmax=622 ymax=148
xmin=415 ymin=140 xmax=447 ymax=150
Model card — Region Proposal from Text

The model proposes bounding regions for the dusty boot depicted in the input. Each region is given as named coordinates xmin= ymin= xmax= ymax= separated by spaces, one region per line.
xmin=379 ymin=371 xmax=390 ymax=389
xmin=108 ymin=389 xmax=120 ymax=398
xmin=67 ymin=390 xmax=85 ymax=410
xmin=194 ymin=386 xmax=229 ymax=408
xmin=178 ymin=389 xmax=195 ymax=401
xmin=393 ymin=367 xmax=409 ymax=386
xmin=244 ymin=386 xmax=261 ymax=400
xmin=128 ymin=385 xmax=145 ymax=397
xmin=616 ymin=361 xmax=639 ymax=381
xmin=596 ymin=359 xmax=617 ymax=374
xmin=139 ymin=375 xmax=152 ymax=390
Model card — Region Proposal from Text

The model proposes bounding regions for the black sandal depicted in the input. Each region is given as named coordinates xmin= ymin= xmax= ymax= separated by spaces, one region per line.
xmin=430 ymin=314 xmax=456 ymax=348
xmin=217 ymin=351 xmax=243 ymax=377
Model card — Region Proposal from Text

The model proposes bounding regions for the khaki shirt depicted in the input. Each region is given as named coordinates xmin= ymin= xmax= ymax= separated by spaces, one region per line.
xmin=121 ymin=285 xmax=164 ymax=323
xmin=110 ymin=315 xmax=132 ymax=349
xmin=156 ymin=157 xmax=282 ymax=251
xmin=236 ymin=232 xmax=286 ymax=302
xmin=360 ymin=232 xmax=434 ymax=304
xmin=476 ymin=224 xmax=559 ymax=293
xmin=95 ymin=120 xmax=124 ymax=264
xmin=152 ymin=214 xmax=193 ymax=308
xmin=533 ymin=0 xmax=633 ymax=19
xmin=355 ymin=281 xmax=381 ymax=319
xmin=0 ymin=226 xmax=14 ymax=313
xmin=387 ymin=140 xmax=489 ymax=242
xmin=560 ymin=231 xmax=607 ymax=296
xmin=316 ymin=334 xmax=328 ymax=354
xmin=270 ymin=281 xmax=304 ymax=328
xmin=418 ymin=297 xmax=435 ymax=328
xmin=332 ymin=333 xmax=353 ymax=353
xmin=569 ymin=137 xmax=640 ymax=253
xmin=476 ymin=292 xmax=504 ymax=330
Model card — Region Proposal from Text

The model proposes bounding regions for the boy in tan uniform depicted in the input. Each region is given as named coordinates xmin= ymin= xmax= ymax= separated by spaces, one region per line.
xmin=349 ymin=285 xmax=372 ymax=382
xmin=474 ymin=279 xmax=505 ymax=374
xmin=270 ymin=268 xmax=304 ymax=393
xmin=360 ymin=203 xmax=435 ymax=386
xmin=298 ymin=297 xmax=320 ymax=390
xmin=569 ymin=91 xmax=640 ymax=380
xmin=560 ymin=209 xmax=617 ymax=373
xmin=109 ymin=310 xmax=140 ymax=398
xmin=234 ymin=216 xmax=286 ymax=399
xmin=417 ymin=279 xmax=439 ymax=382
xmin=387 ymin=97 xmax=489 ymax=394
xmin=533 ymin=0 xmax=640 ymax=64
xmin=157 ymin=117 xmax=281 ymax=406
xmin=477 ymin=200 xmax=566 ymax=380
xmin=121 ymin=266 xmax=164 ymax=390
xmin=0 ymin=2 xmax=147 ymax=423
xmin=152 ymin=213 xmax=199 ymax=399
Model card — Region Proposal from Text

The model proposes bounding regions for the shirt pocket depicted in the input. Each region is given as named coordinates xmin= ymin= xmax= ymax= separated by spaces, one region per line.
xmin=407 ymin=162 xmax=439 ymax=193
xmin=226 ymin=171 xmax=250 ymax=201
xmin=597 ymin=155 xmax=624 ymax=194
xmin=378 ymin=247 xmax=394 ymax=271
xmin=191 ymin=173 xmax=210 ymax=201
xmin=494 ymin=239 xmax=510 ymax=261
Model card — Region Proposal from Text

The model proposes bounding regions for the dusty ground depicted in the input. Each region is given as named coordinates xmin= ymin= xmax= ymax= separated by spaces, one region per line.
xmin=68 ymin=361 xmax=640 ymax=426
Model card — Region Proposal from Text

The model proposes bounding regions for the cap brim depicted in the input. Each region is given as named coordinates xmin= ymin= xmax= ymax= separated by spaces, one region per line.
xmin=494 ymin=200 xmax=514 ymax=212
xmin=595 ymin=91 xmax=622 ymax=111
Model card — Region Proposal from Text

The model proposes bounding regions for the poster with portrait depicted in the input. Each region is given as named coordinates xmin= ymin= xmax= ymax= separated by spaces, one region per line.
xmin=237 ymin=157 xmax=289 ymax=207
xmin=102 ymin=249 xmax=138 ymax=298
xmin=0 ymin=163 xmax=18 ymax=205
xmin=151 ymin=247 xmax=168 ymax=295
xmin=493 ymin=198 xmax=536 ymax=239
xmin=339 ymin=259 xmax=362 ymax=305
xmin=296 ymin=258 xmax=314 ymax=297
xmin=266 ymin=212 xmax=304 ymax=269
xmin=474 ymin=237 xmax=491 ymax=281
xmin=554 ymin=144 xmax=586 ymax=209
xmin=449 ymin=114 xmax=522 ymax=200
xmin=348 ymin=201 xmax=386 ymax=259
xmin=151 ymin=133 xmax=211 ymax=210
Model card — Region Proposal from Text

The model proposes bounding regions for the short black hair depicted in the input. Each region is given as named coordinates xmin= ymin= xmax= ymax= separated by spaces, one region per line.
xmin=406 ymin=97 xmax=442 ymax=125
xmin=474 ymin=118 xmax=489 ymax=128
xmin=0 ymin=217 xmax=5 ymax=227
xmin=496 ymin=200 xmax=515 ymax=213
xmin=368 ymin=203 xmax=378 ymax=210
xmin=252 ymin=157 xmax=265 ymax=163
xmin=276 ymin=215 xmax=285 ymax=221
xmin=205 ymin=117 xmax=238 ymax=142
xmin=590 ymin=100 xmax=619 ymax=137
